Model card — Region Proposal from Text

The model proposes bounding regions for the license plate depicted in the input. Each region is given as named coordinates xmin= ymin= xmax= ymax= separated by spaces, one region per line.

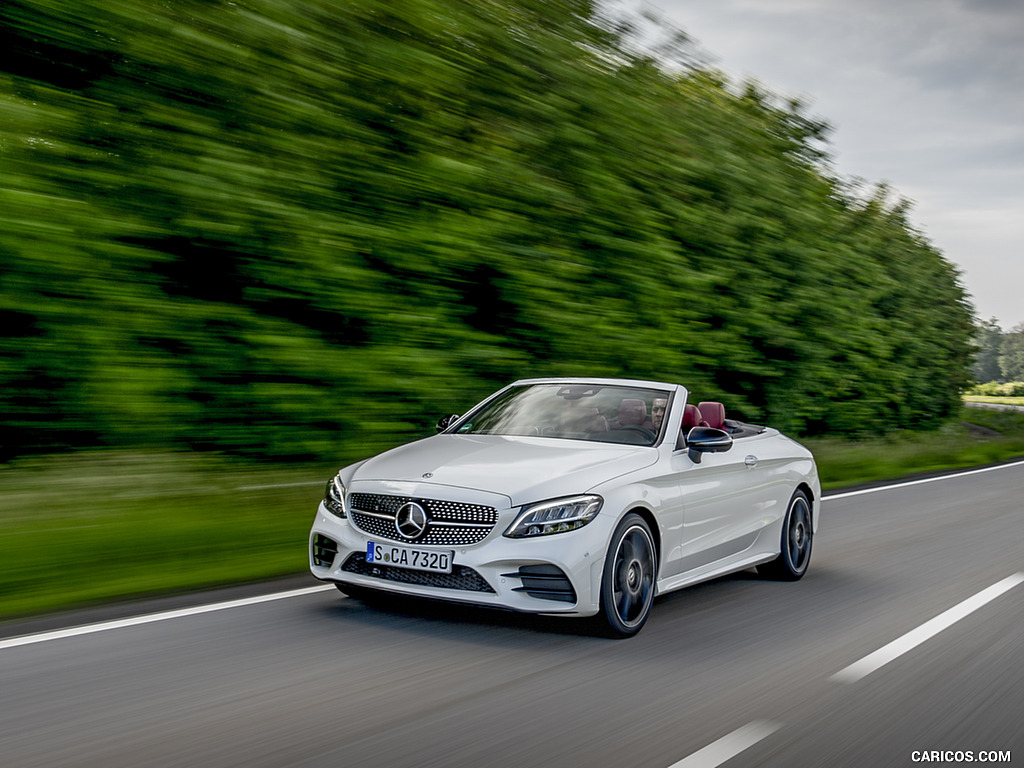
xmin=366 ymin=542 xmax=453 ymax=574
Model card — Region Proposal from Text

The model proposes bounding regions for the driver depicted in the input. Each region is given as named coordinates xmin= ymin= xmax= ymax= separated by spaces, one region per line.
xmin=609 ymin=398 xmax=653 ymax=432
xmin=651 ymin=397 xmax=667 ymax=433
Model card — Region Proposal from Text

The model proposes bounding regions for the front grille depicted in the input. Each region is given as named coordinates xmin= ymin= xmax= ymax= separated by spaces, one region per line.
xmin=504 ymin=564 xmax=577 ymax=603
xmin=341 ymin=553 xmax=495 ymax=593
xmin=312 ymin=534 xmax=338 ymax=567
xmin=348 ymin=493 xmax=498 ymax=545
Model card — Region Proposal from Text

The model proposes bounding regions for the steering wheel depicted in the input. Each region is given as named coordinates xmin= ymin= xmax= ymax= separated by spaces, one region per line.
xmin=620 ymin=425 xmax=657 ymax=441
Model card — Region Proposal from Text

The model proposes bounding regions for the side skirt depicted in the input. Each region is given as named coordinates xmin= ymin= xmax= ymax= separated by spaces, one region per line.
xmin=656 ymin=552 xmax=777 ymax=595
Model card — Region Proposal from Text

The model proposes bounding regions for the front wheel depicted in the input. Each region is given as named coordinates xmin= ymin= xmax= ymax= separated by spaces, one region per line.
xmin=598 ymin=513 xmax=657 ymax=638
xmin=757 ymin=489 xmax=813 ymax=580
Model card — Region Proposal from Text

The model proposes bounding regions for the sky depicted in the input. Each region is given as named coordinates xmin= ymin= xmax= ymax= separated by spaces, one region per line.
xmin=632 ymin=0 xmax=1023 ymax=330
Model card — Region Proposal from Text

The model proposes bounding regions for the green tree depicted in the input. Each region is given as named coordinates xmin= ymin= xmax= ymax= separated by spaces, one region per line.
xmin=972 ymin=317 xmax=1004 ymax=383
xmin=999 ymin=323 xmax=1024 ymax=382
xmin=0 ymin=0 xmax=978 ymax=461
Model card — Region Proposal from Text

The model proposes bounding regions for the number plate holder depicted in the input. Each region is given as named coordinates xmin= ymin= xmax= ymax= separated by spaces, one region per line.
xmin=366 ymin=542 xmax=453 ymax=574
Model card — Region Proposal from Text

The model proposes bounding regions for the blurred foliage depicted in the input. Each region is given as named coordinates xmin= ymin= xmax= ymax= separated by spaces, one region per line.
xmin=967 ymin=382 xmax=1024 ymax=398
xmin=998 ymin=323 xmax=1024 ymax=383
xmin=970 ymin=318 xmax=1024 ymax=386
xmin=1 ymin=0 xmax=974 ymax=463
xmin=971 ymin=317 xmax=1005 ymax=384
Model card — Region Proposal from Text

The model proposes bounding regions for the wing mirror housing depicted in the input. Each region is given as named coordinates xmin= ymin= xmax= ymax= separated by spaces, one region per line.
xmin=686 ymin=426 xmax=733 ymax=463
xmin=436 ymin=414 xmax=460 ymax=433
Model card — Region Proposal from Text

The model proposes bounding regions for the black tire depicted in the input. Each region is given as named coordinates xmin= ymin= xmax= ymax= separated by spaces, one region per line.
xmin=598 ymin=513 xmax=657 ymax=638
xmin=757 ymin=489 xmax=813 ymax=580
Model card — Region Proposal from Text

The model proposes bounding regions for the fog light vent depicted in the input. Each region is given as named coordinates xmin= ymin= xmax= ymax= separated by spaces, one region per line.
xmin=505 ymin=564 xmax=577 ymax=603
xmin=312 ymin=534 xmax=338 ymax=567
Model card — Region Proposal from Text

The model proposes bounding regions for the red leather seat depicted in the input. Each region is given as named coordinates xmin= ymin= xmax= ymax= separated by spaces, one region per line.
xmin=682 ymin=403 xmax=703 ymax=430
xmin=697 ymin=401 xmax=726 ymax=430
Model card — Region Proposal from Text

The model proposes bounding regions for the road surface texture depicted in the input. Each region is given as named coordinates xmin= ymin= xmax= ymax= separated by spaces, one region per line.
xmin=2 ymin=462 xmax=1022 ymax=768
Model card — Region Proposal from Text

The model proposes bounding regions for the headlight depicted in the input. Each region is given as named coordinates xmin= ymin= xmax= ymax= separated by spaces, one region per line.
xmin=503 ymin=495 xmax=602 ymax=538
xmin=323 ymin=474 xmax=347 ymax=518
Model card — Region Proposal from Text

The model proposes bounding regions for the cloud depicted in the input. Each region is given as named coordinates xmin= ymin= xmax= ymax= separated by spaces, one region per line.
xmin=633 ymin=0 xmax=1024 ymax=328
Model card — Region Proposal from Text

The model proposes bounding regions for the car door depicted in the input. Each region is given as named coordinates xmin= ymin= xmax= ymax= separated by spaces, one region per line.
xmin=667 ymin=437 xmax=770 ymax=578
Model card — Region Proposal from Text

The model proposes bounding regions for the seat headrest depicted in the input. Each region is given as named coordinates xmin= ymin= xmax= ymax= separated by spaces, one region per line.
xmin=682 ymin=403 xmax=703 ymax=430
xmin=697 ymin=401 xmax=726 ymax=430
xmin=618 ymin=399 xmax=647 ymax=427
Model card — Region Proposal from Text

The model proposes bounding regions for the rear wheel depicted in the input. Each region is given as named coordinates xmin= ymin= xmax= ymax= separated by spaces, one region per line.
xmin=598 ymin=513 xmax=657 ymax=638
xmin=757 ymin=489 xmax=813 ymax=580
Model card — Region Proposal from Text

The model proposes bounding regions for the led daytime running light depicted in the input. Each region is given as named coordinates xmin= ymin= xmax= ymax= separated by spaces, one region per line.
xmin=323 ymin=474 xmax=347 ymax=518
xmin=504 ymin=495 xmax=602 ymax=538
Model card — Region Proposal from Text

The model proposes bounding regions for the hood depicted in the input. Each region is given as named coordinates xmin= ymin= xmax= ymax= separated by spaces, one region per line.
xmin=353 ymin=434 xmax=658 ymax=506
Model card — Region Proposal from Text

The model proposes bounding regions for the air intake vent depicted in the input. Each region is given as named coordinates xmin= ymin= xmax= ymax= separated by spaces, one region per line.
xmin=312 ymin=534 xmax=338 ymax=567
xmin=340 ymin=554 xmax=495 ymax=593
xmin=504 ymin=564 xmax=576 ymax=603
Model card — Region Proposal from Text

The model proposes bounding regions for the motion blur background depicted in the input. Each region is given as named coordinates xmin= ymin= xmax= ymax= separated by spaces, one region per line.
xmin=4 ymin=0 xmax=1017 ymax=615
xmin=1 ymin=0 xmax=977 ymax=463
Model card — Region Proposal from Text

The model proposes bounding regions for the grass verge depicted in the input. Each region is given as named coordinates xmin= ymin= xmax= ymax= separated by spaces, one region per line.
xmin=2 ymin=405 xmax=1023 ymax=621
xmin=0 ymin=452 xmax=331 ymax=619
xmin=805 ymin=405 xmax=1024 ymax=489
xmin=963 ymin=395 xmax=1024 ymax=406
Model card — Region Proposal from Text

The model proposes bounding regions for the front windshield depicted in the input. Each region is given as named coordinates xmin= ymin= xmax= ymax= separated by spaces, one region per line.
xmin=453 ymin=383 xmax=670 ymax=446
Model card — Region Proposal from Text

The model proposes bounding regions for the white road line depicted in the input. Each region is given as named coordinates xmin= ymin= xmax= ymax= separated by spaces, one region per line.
xmin=830 ymin=572 xmax=1024 ymax=684
xmin=0 ymin=585 xmax=336 ymax=651
xmin=667 ymin=721 xmax=782 ymax=768
xmin=823 ymin=459 xmax=1024 ymax=501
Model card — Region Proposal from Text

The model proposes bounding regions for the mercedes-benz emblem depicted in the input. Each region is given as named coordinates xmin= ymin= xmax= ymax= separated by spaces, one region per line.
xmin=396 ymin=502 xmax=429 ymax=540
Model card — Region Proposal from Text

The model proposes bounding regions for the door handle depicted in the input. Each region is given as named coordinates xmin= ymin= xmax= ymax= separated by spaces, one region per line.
xmin=744 ymin=455 xmax=758 ymax=467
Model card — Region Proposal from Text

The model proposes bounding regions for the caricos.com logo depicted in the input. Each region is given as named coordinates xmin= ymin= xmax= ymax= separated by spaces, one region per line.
xmin=911 ymin=751 xmax=1011 ymax=763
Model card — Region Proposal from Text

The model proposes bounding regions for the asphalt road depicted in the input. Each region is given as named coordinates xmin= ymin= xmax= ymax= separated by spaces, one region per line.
xmin=2 ymin=462 xmax=1023 ymax=768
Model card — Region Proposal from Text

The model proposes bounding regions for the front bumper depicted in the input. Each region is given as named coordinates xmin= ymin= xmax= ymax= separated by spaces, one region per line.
xmin=309 ymin=499 xmax=610 ymax=617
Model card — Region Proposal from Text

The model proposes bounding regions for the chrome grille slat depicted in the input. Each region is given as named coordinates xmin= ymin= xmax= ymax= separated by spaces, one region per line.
xmin=354 ymin=509 xmax=394 ymax=520
xmin=348 ymin=493 xmax=498 ymax=545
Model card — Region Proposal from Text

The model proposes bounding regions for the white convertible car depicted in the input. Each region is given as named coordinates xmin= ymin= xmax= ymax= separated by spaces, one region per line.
xmin=310 ymin=378 xmax=820 ymax=637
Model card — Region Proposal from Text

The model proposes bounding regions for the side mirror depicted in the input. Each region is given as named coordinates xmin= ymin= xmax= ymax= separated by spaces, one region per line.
xmin=436 ymin=414 xmax=460 ymax=433
xmin=686 ymin=426 xmax=733 ymax=463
